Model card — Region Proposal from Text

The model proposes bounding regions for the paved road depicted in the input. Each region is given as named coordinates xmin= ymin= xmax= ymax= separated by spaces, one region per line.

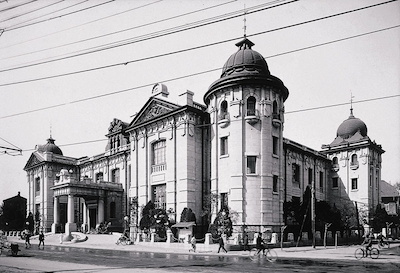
xmin=0 ymin=244 xmax=399 ymax=273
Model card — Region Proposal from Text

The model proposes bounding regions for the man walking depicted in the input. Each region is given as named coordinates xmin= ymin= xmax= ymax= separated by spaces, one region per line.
xmin=217 ymin=236 xmax=227 ymax=253
xmin=38 ymin=231 xmax=45 ymax=249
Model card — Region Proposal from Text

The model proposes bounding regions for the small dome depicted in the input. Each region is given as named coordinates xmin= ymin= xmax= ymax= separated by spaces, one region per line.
xmin=221 ymin=38 xmax=270 ymax=78
xmin=36 ymin=137 xmax=63 ymax=155
xmin=336 ymin=110 xmax=368 ymax=139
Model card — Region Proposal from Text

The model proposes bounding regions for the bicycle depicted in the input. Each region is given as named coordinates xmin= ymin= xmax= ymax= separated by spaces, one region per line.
xmin=354 ymin=246 xmax=380 ymax=260
xmin=377 ymin=240 xmax=390 ymax=249
xmin=249 ymin=247 xmax=278 ymax=262
xmin=116 ymin=234 xmax=131 ymax=245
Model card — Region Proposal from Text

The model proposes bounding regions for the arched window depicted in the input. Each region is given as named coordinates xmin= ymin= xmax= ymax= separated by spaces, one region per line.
xmin=273 ymin=101 xmax=279 ymax=119
xmin=96 ymin=172 xmax=104 ymax=182
xmin=351 ymin=154 xmax=358 ymax=165
xmin=246 ymin=96 xmax=256 ymax=116
xmin=112 ymin=168 xmax=120 ymax=183
xmin=220 ymin=100 xmax=228 ymax=120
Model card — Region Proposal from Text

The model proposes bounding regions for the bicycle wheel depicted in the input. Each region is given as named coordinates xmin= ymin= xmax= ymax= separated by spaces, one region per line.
xmin=249 ymin=248 xmax=260 ymax=261
xmin=354 ymin=248 xmax=364 ymax=260
xmin=370 ymin=248 xmax=379 ymax=259
xmin=266 ymin=249 xmax=278 ymax=262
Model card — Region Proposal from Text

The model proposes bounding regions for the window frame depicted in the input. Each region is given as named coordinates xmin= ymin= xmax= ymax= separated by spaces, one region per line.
xmin=246 ymin=156 xmax=257 ymax=174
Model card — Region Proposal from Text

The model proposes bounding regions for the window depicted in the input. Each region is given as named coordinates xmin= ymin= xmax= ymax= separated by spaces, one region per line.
xmin=112 ymin=168 xmax=120 ymax=183
xmin=332 ymin=157 xmax=339 ymax=171
xmin=219 ymin=100 xmax=228 ymax=120
xmin=220 ymin=193 xmax=228 ymax=210
xmin=152 ymin=184 xmax=166 ymax=210
xmin=292 ymin=164 xmax=300 ymax=185
xmin=308 ymin=168 xmax=313 ymax=185
xmin=351 ymin=178 xmax=358 ymax=190
xmin=369 ymin=169 xmax=373 ymax=187
xmin=96 ymin=172 xmax=104 ymax=183
xmin=35 ymin=178 xmax=40 ymax=195
xmin=220 ymin=136 xmax=228 ymax=156
xmin=153 ymin=140 xmax=166 ymax=165
xmin=319 ymin=171 xmax=324 ymax=192
xmin=332 ymin=177 xmax=338 ymax=188
xmin=272 ymin=136 xmax=279 ymax=155
xmin=246 ymin=96 xmax=256 ymax=116
xmin=247 ymin=156 xmax=257 ymax=174
xmin=272 ymin=101 xmax=279 ymax=119
xmin=110 ymin=202 xmax=116 ymax=218
xmin=128 ymin=165 xmax=131 ymax=186
xmin=273 ymin=175 xmax=278 ymax=193
xmin=375 ymin=170 xmax=379 ymax=189
xmin=351 ymin=154 xmax=358 ymax=165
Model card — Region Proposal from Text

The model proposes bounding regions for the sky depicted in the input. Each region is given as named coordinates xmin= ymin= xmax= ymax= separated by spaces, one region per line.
xmin=0 ymin=0 xmax=399 ymax=204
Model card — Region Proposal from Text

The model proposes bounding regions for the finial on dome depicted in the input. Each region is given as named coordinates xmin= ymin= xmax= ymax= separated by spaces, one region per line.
xmin=243 ymin=4 xmax=247 ymax=38
xmin=350 ymin=92 xmax=355 ymax=117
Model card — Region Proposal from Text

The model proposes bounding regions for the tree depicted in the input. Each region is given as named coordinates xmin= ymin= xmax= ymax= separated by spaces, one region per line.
xmin=210 ymin=207 xmax=233 ymax=237
xmin=371 ymin=205 xmax=389 ymax=233
xmin=180 ymin=207 xmax=196 ymax=222
xmin=139 ymin=201 xmax=169 ymax=240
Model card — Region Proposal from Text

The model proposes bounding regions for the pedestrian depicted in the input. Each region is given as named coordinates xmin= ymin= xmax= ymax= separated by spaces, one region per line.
xmin=24 ymin=229 xmax=31 ymax=249
xmin=217 ymin=236 xmax=227 ymax=253
xmin=243 ymin=233 xmax=249 ymax=251
xmin=256 ymin=232 xmax=265 ymax=255
xmin=38 ymin=231 xmax=45 ymax=249
xmin=190 ymin=236 xmax=196 ymax=252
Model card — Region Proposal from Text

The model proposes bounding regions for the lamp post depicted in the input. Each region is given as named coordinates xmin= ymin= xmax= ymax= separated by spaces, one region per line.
xmin=129 ymin=197 xmax=138 ymax=243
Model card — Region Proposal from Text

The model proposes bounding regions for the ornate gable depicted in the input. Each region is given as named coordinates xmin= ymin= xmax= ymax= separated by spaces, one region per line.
xmin=108 ymin=118 xmax=128 ymax=135
xmin=131 ymin=98 xmax=180 ymax=126
xmin=23 ymin=152 xmax=44 ymax=170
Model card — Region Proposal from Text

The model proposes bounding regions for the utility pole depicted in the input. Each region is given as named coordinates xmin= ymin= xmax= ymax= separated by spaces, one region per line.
xmin=311 ymin=181 xmax=316 ymax=248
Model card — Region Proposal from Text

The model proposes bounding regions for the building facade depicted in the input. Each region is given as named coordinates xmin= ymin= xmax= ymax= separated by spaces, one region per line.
xmin=24 ymin=38 xmax=384 ymax=239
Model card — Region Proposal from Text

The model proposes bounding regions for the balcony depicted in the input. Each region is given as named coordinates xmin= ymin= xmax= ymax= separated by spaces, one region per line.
xmin=350 ymin=162 xmax=359 ymax=170
xmin=272 ymin=113 xmax=281 ymax=128
xmin=152 ymin=163 xmax=166 ymax=173
xmin=218 ymin=112 xmax=230 ymax=128
xmin=245 ymin=109 xmax=260 ymax=124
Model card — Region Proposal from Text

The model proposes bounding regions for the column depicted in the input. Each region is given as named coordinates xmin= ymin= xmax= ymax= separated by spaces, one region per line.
xmin=82 ymin=201 xmax=87 ymax=233
xmin=65 ymin=194 xmax=77 ymax=234
xmin=97 ymin=198 xmax=104 ymax=225
xmin=51 ymin=196 xmax=59 ymax=233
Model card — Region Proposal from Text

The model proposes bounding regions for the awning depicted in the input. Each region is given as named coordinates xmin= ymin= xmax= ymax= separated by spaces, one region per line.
xmin=171 ymin=222 xmax=196 ymax=228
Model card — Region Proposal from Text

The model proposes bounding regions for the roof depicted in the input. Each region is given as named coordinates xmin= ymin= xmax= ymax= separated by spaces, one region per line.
xmin=381 ymin=180 xmax=400 ymax=198
xmin=171 ymin=222 xmax=196 ymax=228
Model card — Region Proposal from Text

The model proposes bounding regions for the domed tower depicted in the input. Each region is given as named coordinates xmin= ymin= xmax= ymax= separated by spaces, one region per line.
xmin=204 ymin=38 xmax=289 ymax=233
xmin=321 ymin=108 xmax=384 ymax=226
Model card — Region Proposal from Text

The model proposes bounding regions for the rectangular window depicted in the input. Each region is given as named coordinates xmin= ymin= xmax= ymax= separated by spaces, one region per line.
xmin=308 ymin=168 xmax=313 ymax=185
xmin=152 ymin=140 xmax=166 ymax=172
xmin=35 ymin=177 xmax=40 ymax=196
xmin=351 ymin=178 xmax=358 ymax=190
xmin=220 ymin=193 xmax=228 ymax=210
xmin=319 ymin=171 xmax=324 ymax=192
xmin=112 ymin=168 xmax=120 ymax=183
xmin=292 ymin=164 xmax=300 ymax=185
xmin=152 ymin=184 xmax=166 ymax=210
xmin=247 ymin=156 xmax=256 ymax=174
xmin=332 ymin=177 xmax=338 ymax=188
xmin=273 ymin=175 xmax=278 ymax=193
xmin=220 ymin=136 xmax=228 ymax=156
xmin=272 ymin=136 xmax=279 ymax=155
xmin=96 ymin=172 xmax=104 ymax=183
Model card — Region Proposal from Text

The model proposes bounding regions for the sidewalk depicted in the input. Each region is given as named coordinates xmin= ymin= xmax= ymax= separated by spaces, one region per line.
xmin=8 ymin=232 xmax=400 ymax=264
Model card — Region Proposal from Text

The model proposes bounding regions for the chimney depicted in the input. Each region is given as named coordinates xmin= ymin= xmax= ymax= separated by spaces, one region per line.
xmin=179 ymin=90 xmax=194 ymax=106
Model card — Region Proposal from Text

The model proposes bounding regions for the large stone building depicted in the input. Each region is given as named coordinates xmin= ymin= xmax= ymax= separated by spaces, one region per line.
xmin=24 ymin=38 xmax=384 ymax=239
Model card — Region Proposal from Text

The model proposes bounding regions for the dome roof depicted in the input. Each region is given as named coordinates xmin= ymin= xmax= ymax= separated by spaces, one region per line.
xmin=36 ymin=137 xmax=63 ymax=155
xmin=204 ymin=38 xmax=288 ymax=103
xmin=336 ymin=110 xmax=368 ymax=139
xmin=221 ymin=38 xmax=270 ymax=78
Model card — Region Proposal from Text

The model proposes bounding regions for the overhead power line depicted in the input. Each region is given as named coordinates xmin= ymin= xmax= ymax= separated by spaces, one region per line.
xmin=0 ymin=24 xmax=398 ymax=88
xmin=0 ymin=0 xmax=37 ymax=13
xmin=0 ymin=0 xmax=396 ymax=74
xmin=4 ymin=0 xmax=89 ymax=30
xmin=16 ymin=94 xmax=400 ymax=153
xmin=0 ymin=0 xmax=64 ymax=23
xmin=0 ymin=0 xmax=297 ymax=72
xmin=1 ymin=0 xmax=234 ymax=58
xmin=4 ymin=0 xmax=116 ymax=31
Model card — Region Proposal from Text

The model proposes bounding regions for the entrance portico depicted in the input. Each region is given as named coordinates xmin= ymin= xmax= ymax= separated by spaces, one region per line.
xmin=51 ymin=170 xmax=123 ymax=234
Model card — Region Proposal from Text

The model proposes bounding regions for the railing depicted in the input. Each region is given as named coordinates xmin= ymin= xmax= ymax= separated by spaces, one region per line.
xmin=152 ymin=163 xmax=166 ymax=173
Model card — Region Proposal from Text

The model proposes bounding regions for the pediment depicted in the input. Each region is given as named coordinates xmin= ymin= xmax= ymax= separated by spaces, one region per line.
xmin=23 ymin=152 xmax=44 ymax=170
xmin=108 ymin=118 xmax=128 ymax=134
xmin=130 ymin=98 xmax=180 ymax=126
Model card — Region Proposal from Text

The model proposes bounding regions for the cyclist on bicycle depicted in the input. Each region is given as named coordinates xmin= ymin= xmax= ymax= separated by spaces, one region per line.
xmin=256 ymin=232 xmax=266 ymax=255
xmin=362 ymin=233 xmax=373 ymax=251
